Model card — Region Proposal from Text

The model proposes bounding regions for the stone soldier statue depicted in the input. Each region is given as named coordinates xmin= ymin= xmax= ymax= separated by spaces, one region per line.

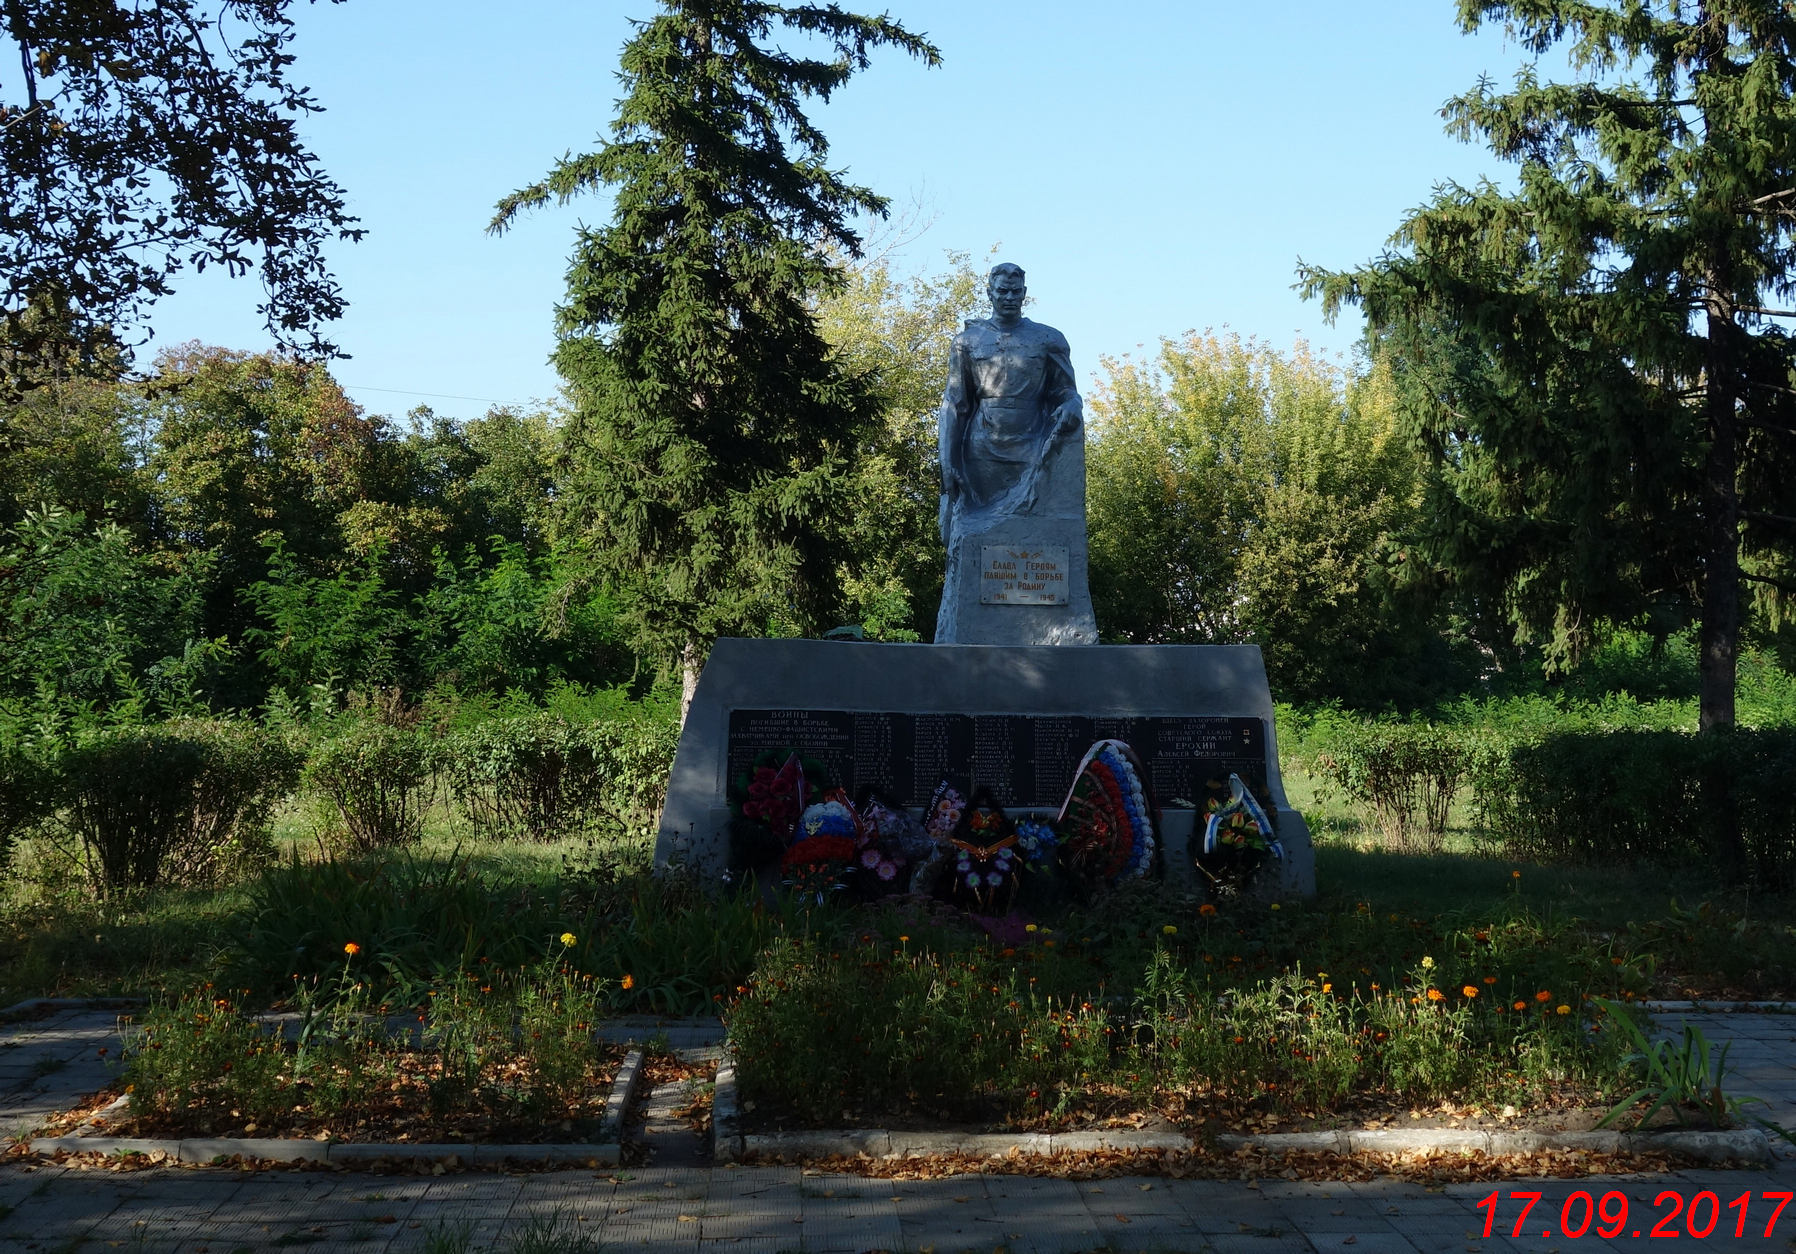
xmin=935 ymin=263 xmax=1098 ymax=645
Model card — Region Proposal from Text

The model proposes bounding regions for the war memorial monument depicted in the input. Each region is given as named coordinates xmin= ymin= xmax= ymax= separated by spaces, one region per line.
xmin=655 ymin=264 xmax=1313 ymax=898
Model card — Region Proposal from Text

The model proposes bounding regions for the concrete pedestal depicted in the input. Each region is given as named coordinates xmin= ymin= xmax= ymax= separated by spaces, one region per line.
xmin=654 ymin=638 xmax=1314 ymax=898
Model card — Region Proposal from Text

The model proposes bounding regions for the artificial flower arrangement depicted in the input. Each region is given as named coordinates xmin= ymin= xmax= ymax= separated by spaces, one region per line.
xmin=849 ymin=790 xmax=934 ymax=900
xmin=1194 ymin=771 xmax=1281 ymax=895
xmin=941 ymin=788 xmax=1024 ymax=915
xmin=730 ymin=738 xmax=1170 ymax=909
xmin=728 ymin=748 xmax=827 ymax=869
xmin=1056 ymin=738 xmax=1157 ymax=890
xmin=780 ymin=791 xmax=859 ymax=902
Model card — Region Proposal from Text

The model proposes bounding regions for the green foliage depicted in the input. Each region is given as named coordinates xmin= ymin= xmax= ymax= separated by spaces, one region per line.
xmin=0 ymin=744 xmax=53 ymax=877
xmin=121 ymin=988 xmax=291 ymax=1123
xmin=1309 ymin=720 xmax=1487 ymax=853
xmin=56 ymin=718 xmax=301 ymax=893
xmin=1302 ymin=0 xmax=1796 ymax=729
xmin=124 ymin=949 xmax=614 ymax=1130
xmin=442 ymin=714 xmax=608 ymax=842
xmin=729 ymin=935 xmax=1626 ymax=1126
xmin=729 ymin=935 xmax=1101 ymax=1123
xmin=1594 ymin=1002 xmax=1761 ymax=1129
xmin=414 ymin=544 xmax=629 ymax=698
xmin=1474 ymin=727 xmax=1796 ymax=887
xmin=491 ymin=0 xmax=939 ymax=664
xmin=245 ymin=538 xmax=410 ymax=699
xmin=304 ymin=718 xmax=436 ymax=852
xmin=228 ymin=848 xmax=770 ymax=1016
xmin=1086 ymin=334 xmax=1449 ymax=703
xmin=814 ymin=248 xmax=988 ymax=639
xmin=0 ymin=506 xmax=217 ymax=721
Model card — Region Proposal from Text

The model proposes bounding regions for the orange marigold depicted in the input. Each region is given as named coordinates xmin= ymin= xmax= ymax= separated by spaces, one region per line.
xmin=1535 ymin=990 xmax=1552 ymax=1002
xmin=1461 ymin=985 xmax=1478 ymax=998
xmin=343 ymin=942 xmax=360 ymax=956
xmin=621 ymin=974 xmax=635 ymax=990
xmin=1426 ymin=988 xmax=1444 ymax=1002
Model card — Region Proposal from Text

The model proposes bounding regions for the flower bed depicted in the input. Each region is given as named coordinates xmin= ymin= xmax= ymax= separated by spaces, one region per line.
xmin=721 ymin=884 xmax=1694 ymax=1140
xmin=115 ymin=938 xmax=625 ymax=1144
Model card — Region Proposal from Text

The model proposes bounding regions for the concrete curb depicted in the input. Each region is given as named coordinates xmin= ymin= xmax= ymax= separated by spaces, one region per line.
xmin=598 ymin=1048 xmax=645 ymax=1146
xmin=726 ymin=1122 xmax=1772 ymax=1166
xmin=712 ymin=1042 xmax=742 ymax=1164
xmin=25 ymin=1043 xmax=648 ymax=1168
xmin=1645 ymin=1001 xmax=1796 ymax=1014
xmin=0 ymin=996 xmax=145 ymax=1023
xmin=715 ymin=1037 xmax=1771 ymax=1167
xmin=26 ymin=1136 xmax=624 ymax=1166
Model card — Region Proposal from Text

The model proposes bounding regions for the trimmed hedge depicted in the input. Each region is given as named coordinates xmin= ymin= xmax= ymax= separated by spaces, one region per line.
xmin=1474 ymin=728 xmax=1796 ymax=887
xmin=59 ymin=719 xmax=303 ymax=892
xmin=441 ymin=713 xmax=678 ymax=841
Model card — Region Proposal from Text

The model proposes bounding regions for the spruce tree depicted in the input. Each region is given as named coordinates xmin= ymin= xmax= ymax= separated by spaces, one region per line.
xmin=490 ymin=2 xmax=938 ymax=703
xmin=1304 ymin=0 xmax=1796 ymax=731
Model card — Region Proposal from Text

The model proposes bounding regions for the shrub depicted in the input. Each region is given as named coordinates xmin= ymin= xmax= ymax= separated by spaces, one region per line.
xmin=442 ymin=714 xmax=607 ymax=841
xmin=0 ymin=745 xmax=55 ymax=878
xmin=589 ymin=717 xmax=679 ymax=839
xmin=1310 ymin=720 xmax=1484 ymax=851
xmin=1473 ymin=728 xmax=1796 ymax=887
xmin=306 ymin=719 xmax=435 ymax=851
xmin=57 ymin=719 xmax=302 ymax=893
xmin=438 ymin=706 xmax=677 ymax=844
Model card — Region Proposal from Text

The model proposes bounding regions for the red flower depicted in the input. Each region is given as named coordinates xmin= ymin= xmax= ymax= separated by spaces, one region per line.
xmin=782 ymin=835 xmax=855 ymax=867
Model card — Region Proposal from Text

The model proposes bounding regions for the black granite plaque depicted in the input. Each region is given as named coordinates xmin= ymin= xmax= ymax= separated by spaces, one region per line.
xmin=726 ymin=709 xmax=1267 ymax=810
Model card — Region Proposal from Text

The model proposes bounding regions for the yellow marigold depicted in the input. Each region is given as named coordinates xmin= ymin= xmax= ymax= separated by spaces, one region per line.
xmin=1556 ymin=1004 xmax=1571 ymax=1015
xmin=1321 ymin=983 xmax=1333 ymax=994
xmin=1420 ymin=955 xmax=1435 ymax=969
xmin=559 ymin=932 xmax=577 ymax=947
xmin=1426 ymin=988 xmax=1444 ymax=1002
xmin=1462 ymin=985 xmax=1478 ymax=998
xmin=343 ymin=942 xmax=360 ymax=956
xmin=1162 ymin=925 xmax=1177 ymax=936
xmin=621 ymin=974 xmax=635 ymax=990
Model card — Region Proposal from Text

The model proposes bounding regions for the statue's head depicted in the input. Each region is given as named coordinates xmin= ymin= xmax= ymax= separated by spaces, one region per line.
xmin=988 ymin=262 xmax=1026 ymax=322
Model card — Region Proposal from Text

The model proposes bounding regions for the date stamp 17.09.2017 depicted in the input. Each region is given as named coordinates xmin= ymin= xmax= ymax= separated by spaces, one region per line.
xmin=1476 ymin=1189 xmax=1791 ymax=1241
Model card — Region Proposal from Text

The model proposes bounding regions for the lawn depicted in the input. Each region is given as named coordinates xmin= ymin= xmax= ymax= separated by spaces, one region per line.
xmin=3 ymin=760 xmax=1789 ymax=1145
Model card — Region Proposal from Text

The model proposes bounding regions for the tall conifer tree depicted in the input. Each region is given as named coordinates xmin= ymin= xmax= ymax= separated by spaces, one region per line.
xmin=491 ymin=2 xmax=937 ymax=705
xmin=1305 ymin=0 xmax=1796 ymax=731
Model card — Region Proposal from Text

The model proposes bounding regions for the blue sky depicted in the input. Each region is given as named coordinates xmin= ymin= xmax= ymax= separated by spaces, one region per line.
xmin=143 ymin=1 xmax=1538 ymax=423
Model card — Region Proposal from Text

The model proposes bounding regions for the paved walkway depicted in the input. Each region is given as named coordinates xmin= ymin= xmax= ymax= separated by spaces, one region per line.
xmin=0 ymin=1007 xmax=1792 ymax=1252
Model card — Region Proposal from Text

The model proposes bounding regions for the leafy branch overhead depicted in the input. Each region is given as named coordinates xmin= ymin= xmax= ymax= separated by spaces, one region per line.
xmin=0 ymin=0 xmax=364 ymax=360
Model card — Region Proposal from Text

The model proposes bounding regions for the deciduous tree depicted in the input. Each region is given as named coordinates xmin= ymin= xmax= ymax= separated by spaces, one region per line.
xmin=1085 ymin=333 xmax=1441 ymax=702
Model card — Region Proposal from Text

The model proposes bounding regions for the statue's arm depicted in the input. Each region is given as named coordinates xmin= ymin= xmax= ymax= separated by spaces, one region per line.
xmin=938 ymin=335 xmax=973 ymax=495
xmin=1044 ymin=330 xmax=1083 ymax=432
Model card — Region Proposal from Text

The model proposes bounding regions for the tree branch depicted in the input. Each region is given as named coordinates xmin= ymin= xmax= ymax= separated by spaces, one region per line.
xmin=1740 ymin=570 xmax=1796 ymax=596
xmin=1743 ymin=509 xmax=1796 ymax=529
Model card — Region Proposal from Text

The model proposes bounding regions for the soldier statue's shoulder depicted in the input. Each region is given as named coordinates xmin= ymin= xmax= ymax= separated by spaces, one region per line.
xmin=954 ymin=317 xmax=996 ymax=347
